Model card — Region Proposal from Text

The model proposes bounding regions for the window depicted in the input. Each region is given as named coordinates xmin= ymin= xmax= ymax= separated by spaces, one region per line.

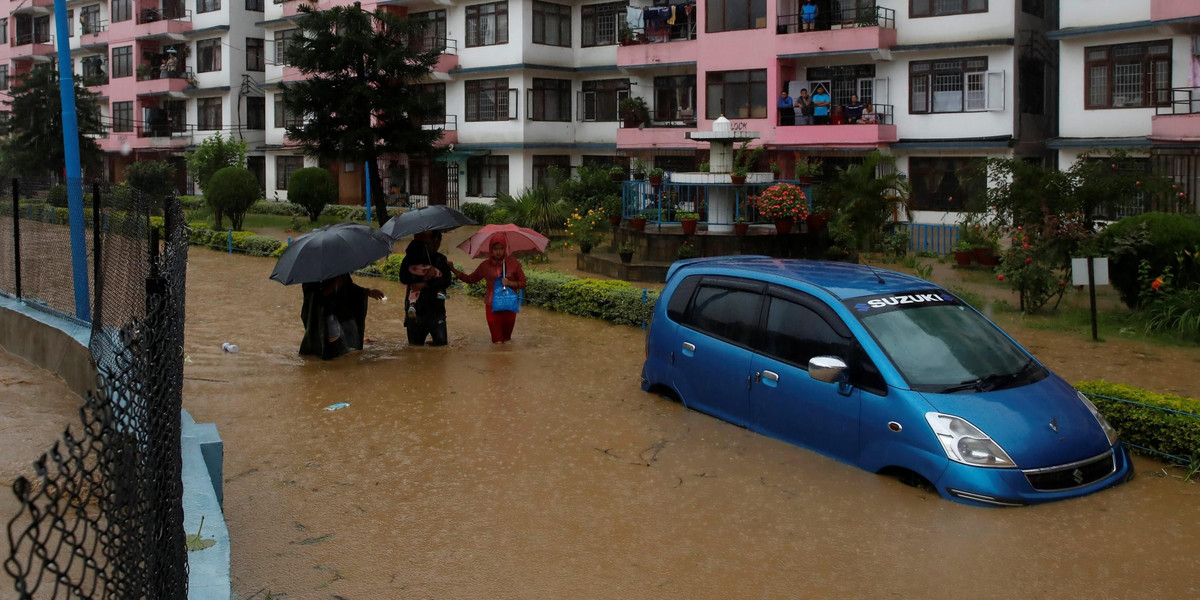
xmin=198 ymin=97 xmax=222 ymax=130
xmin=582 ymin=2 xmax=626 ymax=47
xmin=415 ymin=83 xmax=446 ymax=125
xmin=909 ymin=57 xmax=1001 ymax=113
xmin=804 ymin=64 xmax=878 ymax=107
xmin=81 ymin=6 xmax=100 ymax=35
xmin=274 ymin=94 xmax=303 ymax=128
xmin=408 ymin=10 xmax=447 ymax=53
xmin=533 ymin=155 xmax=570 ymax=188
xmin=274 ymin=29 xmax=295 ymax=66
xmin=247 ymin=97 xmax=265 ymax=130
xmin=112 ymin=46 xmax=132 ymax=78
xmin=706 ymin=0 xmax=766 ymax=33
xmin=532 ymin=1 xmax=571 ymax=47
xmin=111 ymin=0 xmax=131 ymax=23
xmin=684 ymin=284 xmax=762 ymax=347
xmin=911 ymin=0 xmax=986 ymax=18
xmin=908 ymin=157 xmax=985 ymax=211
xmin=759 ymin=296 xmax=849 ymax=368
xmin=82 ymin=56 xmax=105 ymax=78
xmin=1085 ymin=41 xmax=1171 ymax=110
xmin=465 ymin=1 xmax=508 ymax=47
xmin=705 ymin=69 xmax=767 ymax=119
xmin=651 ymin=75 xmax=695 ymax=122
xmin=0 ymin=19 xmax=6 ymax=44
xmin=0 ymin=66 xmax=7 ymax=91
xmin=67 ymin=11 xmax=73 ymax=37
xmin=466 ymin=77 xmax=511 ymax=121
xmin=530 ymin=78 xmax=571 ymax=121
xmin=112 ymin=101 xmax=133 ymax=133
xmin=197 ymin=38 xmax=222 ymax=73
xmin=246 ymin=38 xmax=265 ymax=71
xmin=246 ymin=0 xmax=264 ymax=11
xmin=580 ymin=79 xmax=630 ymax=121
xmin=33 ymin=16 xmax=49 ymax=43
xmin=197 ymin=0 xmax=220 ymax=14
xmin=1019 ymin=57 xmax=1044 ymax=115
xmin=467 ymin=155 xmax=509 ymax=197
xmin=276 ymin=156 xmax=304 ymax=190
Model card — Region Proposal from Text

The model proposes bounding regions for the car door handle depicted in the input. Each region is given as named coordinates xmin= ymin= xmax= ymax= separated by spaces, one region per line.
xmin=682 ymin=342 xmax=696 ymax=352
xmin=761 ymin=370 xmax=779 ymax=383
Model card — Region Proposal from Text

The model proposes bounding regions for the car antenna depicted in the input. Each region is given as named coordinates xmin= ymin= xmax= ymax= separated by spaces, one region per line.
xmin=865 ymin=263 xmax=886 ymax=285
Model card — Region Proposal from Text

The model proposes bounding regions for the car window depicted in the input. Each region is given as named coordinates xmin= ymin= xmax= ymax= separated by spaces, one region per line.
xmin=759 ymin=296 xmax=849 ymax=368
xmin=666 ymin=275 xmax=700 ymax=322
xmin=685 ymin=285 xmax=762 ymax=347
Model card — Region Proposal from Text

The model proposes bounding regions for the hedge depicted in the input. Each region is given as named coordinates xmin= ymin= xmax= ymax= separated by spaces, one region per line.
xmin=188 ymin=223 xmax=283 ymax=256
xmin=1076 ymin=380 xmax=1200 ymax=463
xmin=463 ymin=269 xmax=658 ymax=326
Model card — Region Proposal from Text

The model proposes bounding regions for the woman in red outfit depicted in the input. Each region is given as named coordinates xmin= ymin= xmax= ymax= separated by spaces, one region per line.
xmin=452 ymin=234 xmax=527 ymax=344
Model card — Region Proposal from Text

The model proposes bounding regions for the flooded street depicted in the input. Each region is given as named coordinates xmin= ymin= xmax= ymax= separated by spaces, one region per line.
xmin=177 ymin=248 xmax=1200 ymax=599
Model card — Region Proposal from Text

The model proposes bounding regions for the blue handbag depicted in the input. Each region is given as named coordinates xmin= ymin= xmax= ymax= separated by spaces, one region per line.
xmin=491 ymin=262 xmax=522 ymax=313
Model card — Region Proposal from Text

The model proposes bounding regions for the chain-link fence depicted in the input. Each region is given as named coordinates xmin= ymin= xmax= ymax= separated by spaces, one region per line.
xmin=3 ymin=179 xmax=190 ymax=599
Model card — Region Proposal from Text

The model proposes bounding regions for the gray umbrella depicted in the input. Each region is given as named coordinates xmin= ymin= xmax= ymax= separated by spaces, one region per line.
xmin=380 ymin=205 xmax=476 ymax=240
xmin=269 ymin=222 xmax=394 ymax=285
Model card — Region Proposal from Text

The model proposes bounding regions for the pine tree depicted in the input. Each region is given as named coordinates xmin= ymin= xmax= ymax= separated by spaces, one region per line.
xmin=0 ymin=65 xmax=105 ymax=177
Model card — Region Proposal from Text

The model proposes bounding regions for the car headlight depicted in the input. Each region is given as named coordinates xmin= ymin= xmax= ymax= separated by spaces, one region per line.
xmin=1077 ymin=391 xmax=1119 ymax=447
xmin=925 ymin=413 xmax=1016 ymax=468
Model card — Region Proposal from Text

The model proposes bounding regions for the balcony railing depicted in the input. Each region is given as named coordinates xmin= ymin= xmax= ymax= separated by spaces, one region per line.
xmin=1156 ymin=87 xmax=1200 ymax=115
xmin=135 ymin=119 xmax=192 ymax=138
xmin=777 ymin=4 xmax=895 ymax=35
xmin=780 ymin=103 xmax=894 ymax=125
xmin=619 ymin=104 xmax=698 ymax=128
xmin=410 ymin=35 xmax=458 ymax=55
xmin=137 ymin=6 xmax=190 ymax=24
xmin=136 ymin=66 xmax=195 ymax=83
xmin=622 ymin=180 xmax=814 ymax=225
xmin=81 ymin=73 xmax=109 ymax=86
xmin=420 ymin=114 xmax=458 ymax=131
xmin=13 ymin=32 xmax=53 ymax=46
xmin=79 ymin=19 xmax=108 ymax=35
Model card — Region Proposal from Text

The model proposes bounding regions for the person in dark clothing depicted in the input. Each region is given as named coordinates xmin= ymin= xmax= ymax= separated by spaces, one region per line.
xmin=777 ymin=89 xmax=795 ymax=126
xmin=300 ymin=274 xmax=385 ymax=360
xmin=399 ymin=230 xmax=453 ymax=346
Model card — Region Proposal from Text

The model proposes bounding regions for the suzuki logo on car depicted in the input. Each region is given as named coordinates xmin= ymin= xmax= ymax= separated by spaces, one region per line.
xmin=865 ymin=293 xmax=947 ymax=308
xmin=1072 ymin=468 xmax=1084 ymax=485
xmin=1049 ymin=418 xmax=1058 ymax=433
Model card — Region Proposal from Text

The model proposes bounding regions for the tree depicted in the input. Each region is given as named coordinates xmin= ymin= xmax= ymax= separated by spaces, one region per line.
xmin=283 ymin=2 xmax=444 ymax=227
xmin=186 ymin=132 xmax=247 ymax=194
xmin=206 ymin=166 xmax=260 ymax=230
xmin=0 ymin=65 xmax=105 ymax=177
xmin=816 ymin=151 xmax=910 ymax=254
xmin=125 ymin=160 xmax=176 ymax=212
xmin=288 ymin=167 xmax=337 ymax=221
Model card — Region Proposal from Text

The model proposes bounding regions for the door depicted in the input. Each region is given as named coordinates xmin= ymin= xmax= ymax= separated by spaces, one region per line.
xmin=672 ymin=278 xmax=765 ymax=428
xmin=749 ymin=293 xmax=861 ymax=464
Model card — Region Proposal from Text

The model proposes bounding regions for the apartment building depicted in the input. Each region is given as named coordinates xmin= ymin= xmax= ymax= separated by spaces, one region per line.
xmin=0 ymin=0 xmax=268 ymax=188
xmin=1049 ymin=0 xmax=1200 ymax=215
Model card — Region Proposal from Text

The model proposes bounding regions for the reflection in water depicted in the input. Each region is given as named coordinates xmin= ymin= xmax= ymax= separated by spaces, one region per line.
xmin=178 ymin=249 xmax=1199 ymax=600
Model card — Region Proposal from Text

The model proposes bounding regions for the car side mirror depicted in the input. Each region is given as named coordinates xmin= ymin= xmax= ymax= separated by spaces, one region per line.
xmin=809 ymin=355 xmax=848 ymax=384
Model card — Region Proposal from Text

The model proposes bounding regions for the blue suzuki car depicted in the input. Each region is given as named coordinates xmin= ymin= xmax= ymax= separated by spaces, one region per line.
xmin=641 ymin=257 xmax=1133 ymax=506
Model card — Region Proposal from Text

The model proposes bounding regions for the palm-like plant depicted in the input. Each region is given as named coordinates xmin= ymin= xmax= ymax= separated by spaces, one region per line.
xmin=492 ymin=187 xmax=569 ymax=235
xmin=816 ymin=151 xmax=911 ymax=252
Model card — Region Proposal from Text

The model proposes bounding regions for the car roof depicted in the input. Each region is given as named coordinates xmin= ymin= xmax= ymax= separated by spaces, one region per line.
xmin=669 ymin=257 xmax=938 ymax=301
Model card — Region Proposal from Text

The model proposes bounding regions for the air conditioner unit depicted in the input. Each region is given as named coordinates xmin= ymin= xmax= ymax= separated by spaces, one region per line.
xmin=869 ymin=49 xmax=892 ymax=62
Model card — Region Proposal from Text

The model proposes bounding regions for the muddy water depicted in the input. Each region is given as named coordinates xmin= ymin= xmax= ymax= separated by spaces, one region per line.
xmin=166 ymin=248 xmax=1200 ymax=600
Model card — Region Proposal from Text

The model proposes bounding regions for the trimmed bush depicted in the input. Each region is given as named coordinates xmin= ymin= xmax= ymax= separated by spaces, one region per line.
xmin=205 ymin=166 xmax=261 ymax=230
xmin=462 ymin=269 xmax=658 ymax=327
xmin=461 ymin=202 xmax=493 ymax=225
xmin=1077 ymin=380 xmax=1200 ymax=462
xmin=125 ymin=160 xmax=176 ymax=212
xmin=289 ymin=167 xmax=338 ymax=221
xmin=322 ymin=204 xmax=368 ymax=221
xmin=46 ymin=184 xmax=69 ymax=208
xmin=187 ymin=223 xmax=282 ymax=256
xmin=249 ymin=200 xmax=307 ymax=217
xmin=1094 ymin=212 xmax=1200 ymax=308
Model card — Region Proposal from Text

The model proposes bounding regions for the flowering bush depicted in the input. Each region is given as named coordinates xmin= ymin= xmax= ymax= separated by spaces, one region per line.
xmin=564 ymin=209 xmax=606 ymax=250
xmin=753 ymin=183 xmax=809 ymax=221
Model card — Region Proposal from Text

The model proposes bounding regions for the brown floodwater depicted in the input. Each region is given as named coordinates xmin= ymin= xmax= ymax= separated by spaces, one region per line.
xmin=6 ymin=245 xmax=1200 ymax=600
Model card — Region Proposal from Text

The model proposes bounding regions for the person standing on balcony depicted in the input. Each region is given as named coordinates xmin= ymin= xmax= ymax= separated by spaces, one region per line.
xmin=778 ymin=89 xmax=795 ymax=126
xmin=164 ymin=53 xmax=178 ymax=78
xmin=796 ymin=88 xmax=815 ymax=125
xmin=812 ymin=84 xmax=831 ymax=125
xmin=845 ymin=94 xmax=864 ymax=123
xmin=801 ymin=0 xmax=818 ymax=32
xmin=860 ymin=103 xmax=878 ymax=124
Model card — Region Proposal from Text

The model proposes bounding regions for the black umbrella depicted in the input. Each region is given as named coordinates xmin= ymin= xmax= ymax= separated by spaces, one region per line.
xmin=380 ymin=205 xmax=476 ymax=240
xmin=269 ymin=222 xmax=394 ymax=285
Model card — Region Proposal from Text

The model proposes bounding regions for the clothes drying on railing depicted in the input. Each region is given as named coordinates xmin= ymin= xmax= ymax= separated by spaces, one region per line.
xmin=627 ymin=2 xmax=697 ymax=42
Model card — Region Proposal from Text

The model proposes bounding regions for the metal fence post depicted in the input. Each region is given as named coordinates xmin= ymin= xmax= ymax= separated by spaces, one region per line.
xmin=92 ymin=182 xmax=102 ymax=330
xmin=227 ymin=230 xmax=233 ymax=253
xmin=12 ymin=178 xmax=20 ymax=299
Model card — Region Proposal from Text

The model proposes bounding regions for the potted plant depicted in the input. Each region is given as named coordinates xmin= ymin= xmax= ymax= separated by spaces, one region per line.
xmin=648 ymin=167 xmax=665 ymax=186
xmin=609 ymin=164 xmax=626 ymax=182
xmin=629 ymin=211 xmax=647 ymax=232
xmin=733 ymin=215 xmax=750 ymax=236
xmin=618 ymin=24 xmax=635 ymax=46
xmin=618 ymin=241 xmax=636 ymax=264
xmin=631 ymin=158 xmax=647 ymax=180
xmin=794 ymin=157 xmax=823 ymax=185
xmin=730 ymin=140 xmax=764 ymax=185
xmin=602 ymin=194 xmax=623 ymax=227
xmin=769 ymin=161 xmax=782 ymax=180
xmin=753 ymin=182 xmax=809 ymax=235
xmin=565 ymin=209 xmax=605 ymax=254
xmin=676 ymin=240 xmax=698 ymax=260
xmin=953 ymin=238 xmax=975 ymax=266
xmin=699 ymin=161 xmax=710 ymax=173
xmin=677 ymin=210 xmax=699 ymax=235
xmin=619 ymin=97 xmax=649 ymax=128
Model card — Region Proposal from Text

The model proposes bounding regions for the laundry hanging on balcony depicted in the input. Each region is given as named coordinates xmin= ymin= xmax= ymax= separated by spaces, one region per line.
xmin=628 ymin=2 xmax=696 ymax=43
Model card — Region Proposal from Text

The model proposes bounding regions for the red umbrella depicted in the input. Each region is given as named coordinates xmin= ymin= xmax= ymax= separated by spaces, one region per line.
xmin=457 ymin=223 xmax=550 ymax=258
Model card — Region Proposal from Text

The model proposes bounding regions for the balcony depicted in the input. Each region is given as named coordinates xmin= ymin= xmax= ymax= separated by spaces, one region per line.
xmin=1151 ymin=88 xmax=1200 ymax=143
xmin=774 ymin=104 xmax=897 ymax=147
xmin=617 ymin=36 xmax=698 ymax=69
xmin=11 ymin=0 xmax=52 ymax=16
xmin=10 ymin=33 xmax=55 ymax=61
xmin=77 ymin=19 xmax=109 ymax=47
xmin=775 ymin=4 xmax=896 ymax=58
xmin=421 ymin=115 xmax=458 ymax=146
xmin=136 ymin=68 xmax=194 ymax=97
xmin=1152 ymin=0 xmax=1200 ymax=22
xmin=135 ymin=9 xmax=193 ymax=42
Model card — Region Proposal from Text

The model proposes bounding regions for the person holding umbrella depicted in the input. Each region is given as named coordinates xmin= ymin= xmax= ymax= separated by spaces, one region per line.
xmin=399 ymin=230 xmax=453 ymax=346
xmin=300 ymin=274 xmax=385 ymax=359
xmin=451 ymin=233 xmax=528 ymax=344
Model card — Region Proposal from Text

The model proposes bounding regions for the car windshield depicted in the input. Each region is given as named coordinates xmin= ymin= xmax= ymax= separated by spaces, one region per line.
xmin=854 ymin=299 xmax=1035 ymax=393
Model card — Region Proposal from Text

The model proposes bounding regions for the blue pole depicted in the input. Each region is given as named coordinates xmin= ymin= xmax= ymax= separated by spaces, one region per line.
xmin=54 ymin=0 xmax=90 ymax=321
xmin=364 ymin=161 xmax=372 ymax=223
xmin=227 ymin=230 xmax=233 ymax=253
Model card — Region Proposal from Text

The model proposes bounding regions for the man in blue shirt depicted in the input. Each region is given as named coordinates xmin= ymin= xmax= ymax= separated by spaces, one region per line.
xmin=812 ymin=84 xmax=831 ymax=125
xmin=778 ymin=89 xmax=795 ymax=126
xmin=801 ymin=0 xmax=817 ymax=32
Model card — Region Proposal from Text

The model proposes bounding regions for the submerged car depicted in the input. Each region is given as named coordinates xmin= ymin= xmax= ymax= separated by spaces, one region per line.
xmin=641 ymin=257 xmax=1133 ymax=506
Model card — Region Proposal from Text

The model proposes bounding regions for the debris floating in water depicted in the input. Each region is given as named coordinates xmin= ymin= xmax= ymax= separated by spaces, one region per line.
xmin=324 ymin=402 xmax=350 ymax=411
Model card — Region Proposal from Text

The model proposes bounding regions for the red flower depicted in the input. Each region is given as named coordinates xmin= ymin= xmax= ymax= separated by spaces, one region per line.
xmin=1152 ymin=277 xmax=1163 ymax=291
xmin=1025 ymin=257 xmax=1033 ymax=264
xmin=1022 ymin=244 xmax=1030 ymax=250
xmin=1057 ymin=280 xmax=1065 ymax=287
xmin=997 ymin=274 xmax=1005 ymax=281
xmin=1135 ymin=181 xmax=1141 ymax=186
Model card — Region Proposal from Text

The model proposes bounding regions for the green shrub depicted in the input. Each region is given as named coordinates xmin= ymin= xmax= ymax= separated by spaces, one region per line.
xmin=1142 ymin=286 xmax=1200 ymax=340
xmin=46 ymin=184 xmax=69 ymax=208
xmin=461 ymin=202 xmax=493 ymax=225
xmin=125 ymin=159 xmax=176 ymax=212
xmin=288 ymin=167 xmax=337 ymax=221
xmin=186 ymin=222 xmax=281 ymax=255
xmin=248 ymin=200 xmax=307 ymax=217
xmin=1077 ymin=381 xmax=1200 ymax=463
xmin=1095 ymin=212 xmax=1200 ymax=308
xmin=461 ymin=269 xmax=658 ymax=326
xmin=179 ymin=196 xmax=204 ymax=211
xmin=205 ymin=166 xmax=261 ymax=230
xmin=322 ymin=204 xmax=368 ymax=221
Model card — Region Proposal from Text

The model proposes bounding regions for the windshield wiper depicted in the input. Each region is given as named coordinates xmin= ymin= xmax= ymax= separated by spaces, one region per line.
xmin=939 ymin=359 xmax=1036 ymax=394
